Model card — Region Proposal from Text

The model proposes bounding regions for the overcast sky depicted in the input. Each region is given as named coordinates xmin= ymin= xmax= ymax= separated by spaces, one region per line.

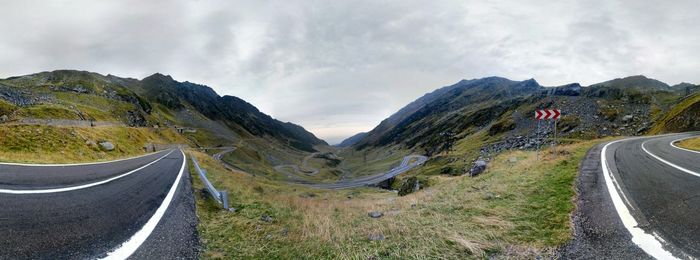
xmin=0 ymin=0 xmax=698 ymax=144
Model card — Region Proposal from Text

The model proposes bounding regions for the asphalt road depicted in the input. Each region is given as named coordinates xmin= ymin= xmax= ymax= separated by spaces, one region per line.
xmin=0 ymin=150 xmax=171 ymax=190
xmin=561 ymin=132 xmax=700 ymax=259
xmin=212 ymin=147 xmax=250 ymax=174
xmin=304 ymin=155 xmax=428 ymax=189
xmin=0 ymin=149 xmax=199 ymax=259
xmin=273 ymin=152 xmax=321 ymax=177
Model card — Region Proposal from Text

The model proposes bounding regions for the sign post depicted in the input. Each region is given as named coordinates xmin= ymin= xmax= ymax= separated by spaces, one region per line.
xmin=535 ymin=109 xmax=561 ymax=159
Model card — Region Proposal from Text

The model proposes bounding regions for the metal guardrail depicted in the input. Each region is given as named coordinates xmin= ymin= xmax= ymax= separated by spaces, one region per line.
xmin=190 ymin=154 xmax=229 ymax=209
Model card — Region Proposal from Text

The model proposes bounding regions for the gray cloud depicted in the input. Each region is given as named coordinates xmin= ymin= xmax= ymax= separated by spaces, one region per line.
xmin=0 ymin=0 xmax=698 ymax=144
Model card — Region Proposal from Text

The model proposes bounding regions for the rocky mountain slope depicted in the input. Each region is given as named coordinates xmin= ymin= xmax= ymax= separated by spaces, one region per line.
xmin=335 ymin=132 xmax=367 ymax=147
xmin=650 ymin=92 xmax=700 ymax=133
xmin=128 ymin=73 xmax=327 ymax=151
xmin=0 ymin=70 xmax=325 ymax=152
xmin=352 ymin=75 xmax=697 ymax=158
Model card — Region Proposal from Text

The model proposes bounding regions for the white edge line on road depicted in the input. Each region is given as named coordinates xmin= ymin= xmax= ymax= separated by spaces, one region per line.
xmin=0 ymin=149 xmax=168 ymax=167
xmin=601 ymin=139 xmax=679 ymax=260
xmin=670 ymin=137 xmax=700 ymax=155
xmin=0 ymin=150 xmax=175 ymax=194
xmin=641 ymin=140 xmax=700 ymax=178
xmin=101 ymin=149 xmax=186 ymax=260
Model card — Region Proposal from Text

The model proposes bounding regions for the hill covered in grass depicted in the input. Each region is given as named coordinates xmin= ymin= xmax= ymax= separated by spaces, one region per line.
xmin=354 ymin=75 xmax=696 ymax=152
xmin=0 ymin=70 xmax=326 ymax=153
xmin=650 ymin=92 xmax=700 ymax=134
xmin=343 ymin=75 xmax=697 ymax=177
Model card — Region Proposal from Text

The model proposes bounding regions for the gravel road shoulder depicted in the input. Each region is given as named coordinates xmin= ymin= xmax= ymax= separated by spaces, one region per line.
xmin=557 ymin=143 xmax=650 ymax=259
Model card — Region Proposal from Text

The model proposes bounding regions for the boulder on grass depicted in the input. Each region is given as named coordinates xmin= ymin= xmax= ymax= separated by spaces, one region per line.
xmin=99 ymin=141 xmax=115 ymax=151
xmin=368 ymin=211 xmax=383 ymax=218
xmin=469 ymin=160 xmax=487 ymax=177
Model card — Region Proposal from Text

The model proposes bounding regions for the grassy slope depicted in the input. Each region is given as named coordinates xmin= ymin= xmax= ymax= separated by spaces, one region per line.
xmin=678 ymin=137 xmax=700 ymax=151
xmin=0 ymin=75 xmax=154 ymax=124
xmin=0 ymin=125 xmax=189 ymax=163
xmin=191 ymin=138 xmax=603 ymax=259
xmin=219 ymin=137 xmax=307 ymax=179
xmin=337 ymin=145 xmax=411 ymax=178
xmin=649 ymin=93 xmax=700 ymax=134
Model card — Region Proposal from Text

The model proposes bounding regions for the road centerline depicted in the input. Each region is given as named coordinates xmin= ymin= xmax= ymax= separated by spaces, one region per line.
xmin=0 ymin=149 xmax=175 ymax=194
xmin=601 ymin=138 xmax=679 ymax=260
xmin=641 ymin=140 xmax=700 ymax=178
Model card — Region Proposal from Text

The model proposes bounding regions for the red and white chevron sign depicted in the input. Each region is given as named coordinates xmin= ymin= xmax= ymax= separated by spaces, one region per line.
xmin=535 ymin=109 xmax=561 ymax=120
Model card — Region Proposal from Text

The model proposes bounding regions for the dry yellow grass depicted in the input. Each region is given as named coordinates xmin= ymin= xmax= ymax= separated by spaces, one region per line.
xmin=191 ymin=138 xmax=603 ymax=259
xmin=678 ymin=137 xmax=700 ymax=151
xmin=0 ymin=125 xmax=189 ymax=163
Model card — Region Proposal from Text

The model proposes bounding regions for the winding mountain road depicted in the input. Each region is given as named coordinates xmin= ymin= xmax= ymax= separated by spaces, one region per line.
xmin=0 ymin=149 xmax=199 ymax=259
xmin=303 ymin=155 xmax=428 ymax=189
xmin=562 ymin=132 xmax=700 ymax=259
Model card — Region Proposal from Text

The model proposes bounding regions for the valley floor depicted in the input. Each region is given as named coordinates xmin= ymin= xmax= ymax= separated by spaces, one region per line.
xmin=0 ymin=123 xmax=619 ymax=258
xmin=190 ymin=139 xmax=605 ymax=259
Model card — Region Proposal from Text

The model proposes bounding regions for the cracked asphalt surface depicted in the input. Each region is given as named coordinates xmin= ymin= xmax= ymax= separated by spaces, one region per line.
xmin=560 ymin=132 xmax=700 ymax=259
xmin=0 ymin=149 xmax=199 ymax=259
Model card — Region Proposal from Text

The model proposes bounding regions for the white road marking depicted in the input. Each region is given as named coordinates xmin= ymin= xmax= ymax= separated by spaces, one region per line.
xmin=0 ymin=149 xmax=167 ymax=167
xmin=641 ymin=140 xmax=700 ymax=178
xmin=0 ymin=150 xmax=175 ymax=194
xmin=670 ymin=136 xmax=700 ymax=155
xmin=101 ymin=149 xmax=187 ymax=260
xmin=601 ymin=138 xmax=679 ymax=260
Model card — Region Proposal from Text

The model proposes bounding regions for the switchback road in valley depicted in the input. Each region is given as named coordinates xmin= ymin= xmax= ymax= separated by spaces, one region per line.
xmin=561 ymin=132 xmax=700 ymax=259
xmin=303 ymin=155 xmax=428 ymax=189
xmin=0 ymin=149 xmax=199 ymax=259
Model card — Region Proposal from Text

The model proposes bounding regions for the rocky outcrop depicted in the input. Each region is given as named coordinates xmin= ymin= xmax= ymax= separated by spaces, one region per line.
xmin=398 ymin=177 xmax=420 ymax=196
xmin=125 ymin=110 xmax=148 ymax=127
xmin=0 ymin=84 xmax=51 ymax=106
xmin=469 ymin=160 xmax=487 ymax=177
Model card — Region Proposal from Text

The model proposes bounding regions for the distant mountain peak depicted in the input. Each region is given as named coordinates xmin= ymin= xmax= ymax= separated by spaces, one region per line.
xmin=591 ymin=75 xmax=670 ymax=90
xmin=336 ymin=132 xmax=368 ymax=147
xmin=625 ymin=74 xmax=650 ymax=79
xmin=143 ymin=73 xmax=174 ymax=81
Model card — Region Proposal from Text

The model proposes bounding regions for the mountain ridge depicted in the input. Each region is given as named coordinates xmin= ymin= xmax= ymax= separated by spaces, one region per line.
xmin=352 ymin=75 xmax=699 ymax=156
xmin=0 ymin=70 xmax=326 ymax=152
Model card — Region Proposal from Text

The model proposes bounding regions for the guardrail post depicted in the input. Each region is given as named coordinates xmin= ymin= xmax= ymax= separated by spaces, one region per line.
xmin=220 ymin=191 xmax=229 ymax=209
xmin=190 ymin=153 xmax=231 ymax=210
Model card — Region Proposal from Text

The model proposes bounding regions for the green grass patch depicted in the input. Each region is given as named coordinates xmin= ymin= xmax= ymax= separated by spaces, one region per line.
xmin=18 ymin=104 xmax=81 ymax=120
xmin=650 ymin=92 xmax=700 ymax=134
xmin=191 ymin=138 xmax=604 ymax=259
